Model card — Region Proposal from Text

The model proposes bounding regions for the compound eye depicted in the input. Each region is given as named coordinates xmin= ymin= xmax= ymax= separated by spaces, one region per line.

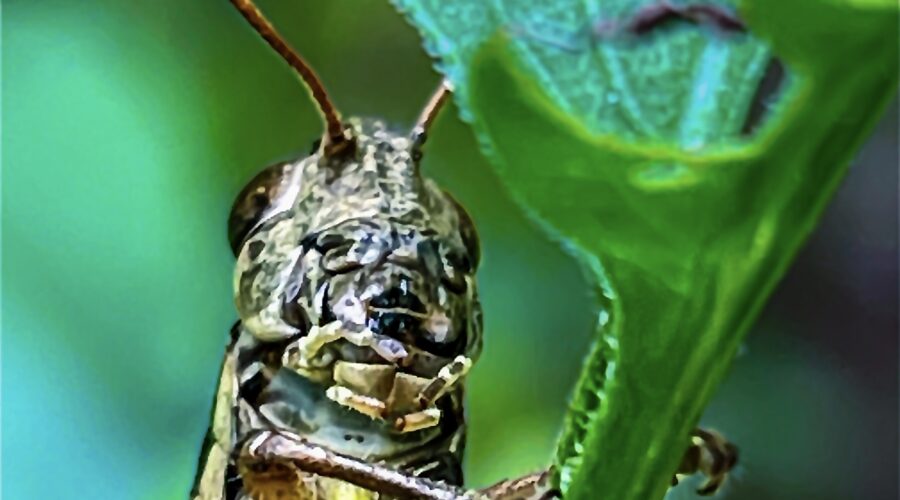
xmin=228 ymin=161 xmax=297 ymax=256
xmin=443 ymin=191 xmax=480 ymax=270
xmin=440 ymin=248 xmax=471 ymax=294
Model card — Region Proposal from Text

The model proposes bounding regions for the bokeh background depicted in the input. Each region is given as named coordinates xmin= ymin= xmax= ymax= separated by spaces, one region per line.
xmin=3 ymin=1 xmax=897 ymax=499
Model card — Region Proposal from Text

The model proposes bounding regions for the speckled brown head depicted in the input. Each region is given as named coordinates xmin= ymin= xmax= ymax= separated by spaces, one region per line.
xmin=230 ymin=117 xmax=482 ymax=365
xmin=221 ymin=0 xmax=481 ymax=368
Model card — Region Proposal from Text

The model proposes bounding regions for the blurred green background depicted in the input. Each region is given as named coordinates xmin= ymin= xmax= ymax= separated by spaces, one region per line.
xmin=3 ymin=1 xmax=897 ymax=499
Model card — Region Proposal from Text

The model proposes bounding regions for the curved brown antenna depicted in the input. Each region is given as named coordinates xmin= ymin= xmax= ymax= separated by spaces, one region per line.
xmin=230 ymin=0 xmax=348 ymax=153
xmin=411 ymin=81 xmax=453 ymax=145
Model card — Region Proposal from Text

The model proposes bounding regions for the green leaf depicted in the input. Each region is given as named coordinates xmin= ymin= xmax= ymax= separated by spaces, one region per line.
xmin=396 ymin=0 xmax=898 ymax=498
xmin=461 ymin=3 xmax=897 ymax=499
xmin=392 ymin=0 xmax=772 ymax=147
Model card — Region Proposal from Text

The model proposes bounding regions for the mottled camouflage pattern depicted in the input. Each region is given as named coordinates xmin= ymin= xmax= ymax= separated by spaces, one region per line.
xmin=193 ymin=118 xmax=482 ymax=499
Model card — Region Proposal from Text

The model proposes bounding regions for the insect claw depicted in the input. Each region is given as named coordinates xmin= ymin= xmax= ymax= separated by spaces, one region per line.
xmin=674 ymin=427 xmax=738 ymax=496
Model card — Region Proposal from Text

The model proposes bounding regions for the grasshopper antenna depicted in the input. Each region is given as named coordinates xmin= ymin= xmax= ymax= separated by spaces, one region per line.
xmin=411 ymin=81 xmax=453 ymax=147
xmin=230 ymin=0 xmax=350 ymax=155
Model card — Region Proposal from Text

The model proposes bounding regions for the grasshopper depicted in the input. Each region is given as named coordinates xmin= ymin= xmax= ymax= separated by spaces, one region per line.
xmin=192 ymin=2 xmax=737 ymax=498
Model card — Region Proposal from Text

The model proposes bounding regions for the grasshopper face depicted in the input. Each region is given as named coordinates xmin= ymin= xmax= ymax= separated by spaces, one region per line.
xmin=231 ymin=118 xmax=482 ymax=369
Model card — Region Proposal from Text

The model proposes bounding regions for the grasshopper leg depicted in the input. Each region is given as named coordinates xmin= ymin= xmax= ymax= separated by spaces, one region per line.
xmin=325 ymin=385 xmax=388 ymax=420
xmin=416 ymin=355 xmax=473 ymax=408
xmin=242 ymin=430 xmax=471 ymax=499
xmin=673 ymin=427 xmax=739 ymax=496
xmin=393 ymin=355 xmax=472 ymax=433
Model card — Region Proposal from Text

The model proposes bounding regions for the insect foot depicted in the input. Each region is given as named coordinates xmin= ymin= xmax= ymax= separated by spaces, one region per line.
xmin=672 ymin=427 xmax=739 ymax=496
